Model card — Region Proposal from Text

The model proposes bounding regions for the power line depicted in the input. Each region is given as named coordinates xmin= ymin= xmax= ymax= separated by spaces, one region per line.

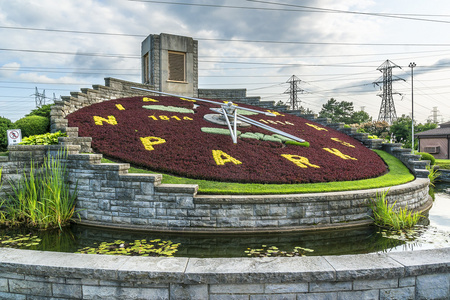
xmin=128 ymin=0 xmax=450 ymax=24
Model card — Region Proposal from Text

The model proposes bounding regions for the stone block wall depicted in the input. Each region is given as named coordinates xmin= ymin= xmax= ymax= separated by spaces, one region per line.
xmin=437 ymin=169 xmax=450 ymax=182
xmin=0 ymin=142 xmax=432 ymax=233
xmin=0 ymin=247 xmax=448 ymax=299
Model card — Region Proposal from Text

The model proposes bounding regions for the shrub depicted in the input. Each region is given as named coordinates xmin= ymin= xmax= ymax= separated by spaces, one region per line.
xmin=19 ymin=131 xmax=67 ymax=145
xmin=26 ymin=104 xmax=53 ymax=119
xmin=0 ymin=116 xmax=13 ymax=150
xmin=13 ymin=115 xmax=49 ymax=137
xmin=417 ymin=152 xmax=436 ymax=165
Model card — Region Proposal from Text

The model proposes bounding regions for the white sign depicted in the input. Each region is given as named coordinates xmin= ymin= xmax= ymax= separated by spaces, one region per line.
xmin=7 ymin=129 xmax=22 ymax=146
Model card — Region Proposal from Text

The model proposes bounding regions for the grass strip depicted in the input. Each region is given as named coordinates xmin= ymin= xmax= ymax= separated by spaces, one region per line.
xmin=102 ymin=150 xmax=414 ymax=195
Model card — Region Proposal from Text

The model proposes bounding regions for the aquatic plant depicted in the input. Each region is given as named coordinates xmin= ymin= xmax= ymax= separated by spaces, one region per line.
xmin=369 ymin=189 xmax=422 ymax=230
xmin=0 ymin=150 xmax=78 ymax=230
xmin=426 ymin=165 xmax=440 ymax=187
xmin=76 ymin=239 xmax=180 ymax=257
xmin=245 ymin=245 xmax=314 ymax=257
xmin=0 ymin=233 xmax=42 ymax=248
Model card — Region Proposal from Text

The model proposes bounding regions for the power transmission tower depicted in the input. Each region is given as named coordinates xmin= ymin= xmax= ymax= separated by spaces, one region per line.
xmin=33 ymin=87 xmax=46 ymax=108
xmin=373 ymin=60 xmax=404 ymax=124
xmin=284 ymin=75 xmax=303 ymax=110
xmin=428 ymin=107 xmax=442 ymax=123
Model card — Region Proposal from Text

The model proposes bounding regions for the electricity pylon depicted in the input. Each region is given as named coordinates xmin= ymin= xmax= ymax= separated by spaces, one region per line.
xmin=284 ymin=75 xmax=303 ymax=110
xmin=373 ymin=60 xmax=405 ymax=124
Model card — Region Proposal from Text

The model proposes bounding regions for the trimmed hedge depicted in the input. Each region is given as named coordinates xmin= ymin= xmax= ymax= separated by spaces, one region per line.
xmin=13 ymin=116 xmax=49 ymax=138
xmin=417 ymin=152 xmax=436 ymax=165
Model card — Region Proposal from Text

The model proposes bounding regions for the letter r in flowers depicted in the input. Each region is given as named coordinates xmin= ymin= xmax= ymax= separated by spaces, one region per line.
xmin=140 ymin=136 xmax=166 ymax=151
xmin=93 ymin=115 xmax=118 ymax=126
xmin=281 ymin=154 xmax=320 ymax=168
xmin=212 ymin=150 xmax=242 ymax=166
xmin=323 ymin=148 xmax=357 ymax=160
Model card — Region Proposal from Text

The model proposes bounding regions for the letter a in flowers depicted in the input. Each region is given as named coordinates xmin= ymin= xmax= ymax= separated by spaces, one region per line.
xmin=140 ymin=136 xmax=166 ymax=151
xmin=323 ymin=148 xmax=357 ymax=160
xmin=212 ymin=150 xmax=242 ymax=166
xmin=281 ymin=154 xmax=320 ymax=168
xmin=93 ymin=115 xmax=118 ymax=126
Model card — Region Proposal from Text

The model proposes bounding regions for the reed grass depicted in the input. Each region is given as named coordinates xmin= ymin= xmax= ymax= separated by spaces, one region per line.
xmin=0 ymin=150 xmax=78 ymax=230
xmin=369 ymin=189 xmax=422 ymax=230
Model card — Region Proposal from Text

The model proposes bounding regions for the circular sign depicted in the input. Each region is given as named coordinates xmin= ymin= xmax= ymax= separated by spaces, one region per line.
xmin=9 ymin=130 xmax=19 ymax=139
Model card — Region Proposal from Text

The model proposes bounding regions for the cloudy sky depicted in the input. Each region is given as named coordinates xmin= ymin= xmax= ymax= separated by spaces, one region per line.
xmin=1 ymin=0 xmax=450 ymax=123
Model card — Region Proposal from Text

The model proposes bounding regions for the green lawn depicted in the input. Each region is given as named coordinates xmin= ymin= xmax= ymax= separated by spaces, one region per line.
xmin=102 ymin=150 xmax=415 ymax=195
xmin=436 ymin=159 xmax=450 ymax=169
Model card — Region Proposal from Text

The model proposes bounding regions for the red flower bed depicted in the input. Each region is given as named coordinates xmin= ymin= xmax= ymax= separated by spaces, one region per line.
xmin=67 ymin=96 xmax=387 ymax=184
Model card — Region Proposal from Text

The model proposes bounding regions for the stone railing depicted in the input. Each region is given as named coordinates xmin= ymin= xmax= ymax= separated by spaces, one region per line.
xmin=0 ymin=247 xmax=448 ymax=299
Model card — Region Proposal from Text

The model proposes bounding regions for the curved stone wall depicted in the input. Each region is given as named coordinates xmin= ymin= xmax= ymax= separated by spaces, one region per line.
xmin=0 ymin=247 xmax=448 ymax=299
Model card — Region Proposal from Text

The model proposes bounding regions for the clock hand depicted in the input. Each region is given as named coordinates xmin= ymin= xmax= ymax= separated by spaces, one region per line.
xmin=131 ymin=87 xmax=306 ymax=144
xmin=131 ymin=87 xmax=276 ymax=116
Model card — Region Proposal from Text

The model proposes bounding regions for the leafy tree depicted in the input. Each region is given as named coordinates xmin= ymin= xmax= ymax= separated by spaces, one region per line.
xmin=0 ymin=116 xmax=13 ymax=151
xmin=319 ymin=98 xmax=354 ymax=123
xmin=348 ymin=110 xmax=371 ymax=124
xmin=26 ymin=104 xmax=53 ymax=119
xmin=389 ymin=115 xmax=438 ymax=149
xmin=319 ymin=98 xmax=369 ymax=124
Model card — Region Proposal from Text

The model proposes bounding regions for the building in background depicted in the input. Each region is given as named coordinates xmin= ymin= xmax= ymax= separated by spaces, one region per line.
xmin=416 ymin=121 xmax=450 ymax=159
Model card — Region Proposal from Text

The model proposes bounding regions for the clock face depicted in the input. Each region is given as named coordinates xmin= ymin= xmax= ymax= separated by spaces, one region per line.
xmin=67 ymin=96 xmax=387 ymax=184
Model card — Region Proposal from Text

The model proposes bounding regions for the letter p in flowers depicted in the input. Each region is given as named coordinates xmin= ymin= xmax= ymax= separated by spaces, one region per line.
xmin=140 ymin=136 xmax=166 ymax=151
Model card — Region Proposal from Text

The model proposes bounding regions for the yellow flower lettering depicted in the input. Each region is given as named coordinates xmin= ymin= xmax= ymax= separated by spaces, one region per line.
xmin=143 ymin=97 xmax=158 ymax=102
xmin=180 ymin=97 xmax=196 ymax=102
xmin=140 ymin=136 xmax=166 ymax=151
xmin=306 ymin=123 xmax=328 ymax=131
xmin=331 ymin=138 xmax=355 ymax=148
xmin=115 ymin=104 xmax=125 ymax=110
xmin=281 ymin=154 xmax=320 ymax=169
xmin=93 ymin=115 xmax=117 ymax=126
xmin=266 ymin=110 xmax=284 ymax=116
xmin=212 ymin=150 xmax=242 ymax=166
xmin=323 ymin=148 xmax=357 ymax=160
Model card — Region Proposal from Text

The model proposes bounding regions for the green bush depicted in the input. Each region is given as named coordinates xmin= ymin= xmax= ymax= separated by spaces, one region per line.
xmin=19 ymin=131 xmax=67 ymax=145
xmin=13 ymin=115 xmax=50 ymax=137
xmin=26 ymin=104 xmax=53 ymax=119
xmin=0 ymin=116 xmax=13 ymax=150
xmin=417 ymin=152 xmax=436 ymax=165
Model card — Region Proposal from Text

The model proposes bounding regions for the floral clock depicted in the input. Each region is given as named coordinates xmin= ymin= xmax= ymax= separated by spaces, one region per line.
xmin=67 ymin=96 xmax=387 ymax=184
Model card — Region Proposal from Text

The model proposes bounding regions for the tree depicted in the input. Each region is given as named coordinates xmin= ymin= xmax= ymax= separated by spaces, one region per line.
xmin=0 ymin=116 xmax=13 ymax=151
xmin=319 ymin=98 xmax=368 ymax=124
xmin=348 ymin=110 xmax=371 ymax=124
xmin=389 ymin=115 xmax=438 ymax=149
xmin=319 ymin=98 xmax=353 ymax=123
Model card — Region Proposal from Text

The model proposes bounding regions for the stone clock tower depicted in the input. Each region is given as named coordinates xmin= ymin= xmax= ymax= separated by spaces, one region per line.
xmin=141 ymin=33 xmax=198 ymax=97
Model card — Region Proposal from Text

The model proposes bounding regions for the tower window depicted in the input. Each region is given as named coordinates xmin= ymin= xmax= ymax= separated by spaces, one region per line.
xmin=168 ymin=51 xmax=186 ymax=82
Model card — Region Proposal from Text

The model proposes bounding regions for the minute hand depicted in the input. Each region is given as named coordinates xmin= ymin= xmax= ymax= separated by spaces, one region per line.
xmin=236 ymin=115 xmax=306 ymax=143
